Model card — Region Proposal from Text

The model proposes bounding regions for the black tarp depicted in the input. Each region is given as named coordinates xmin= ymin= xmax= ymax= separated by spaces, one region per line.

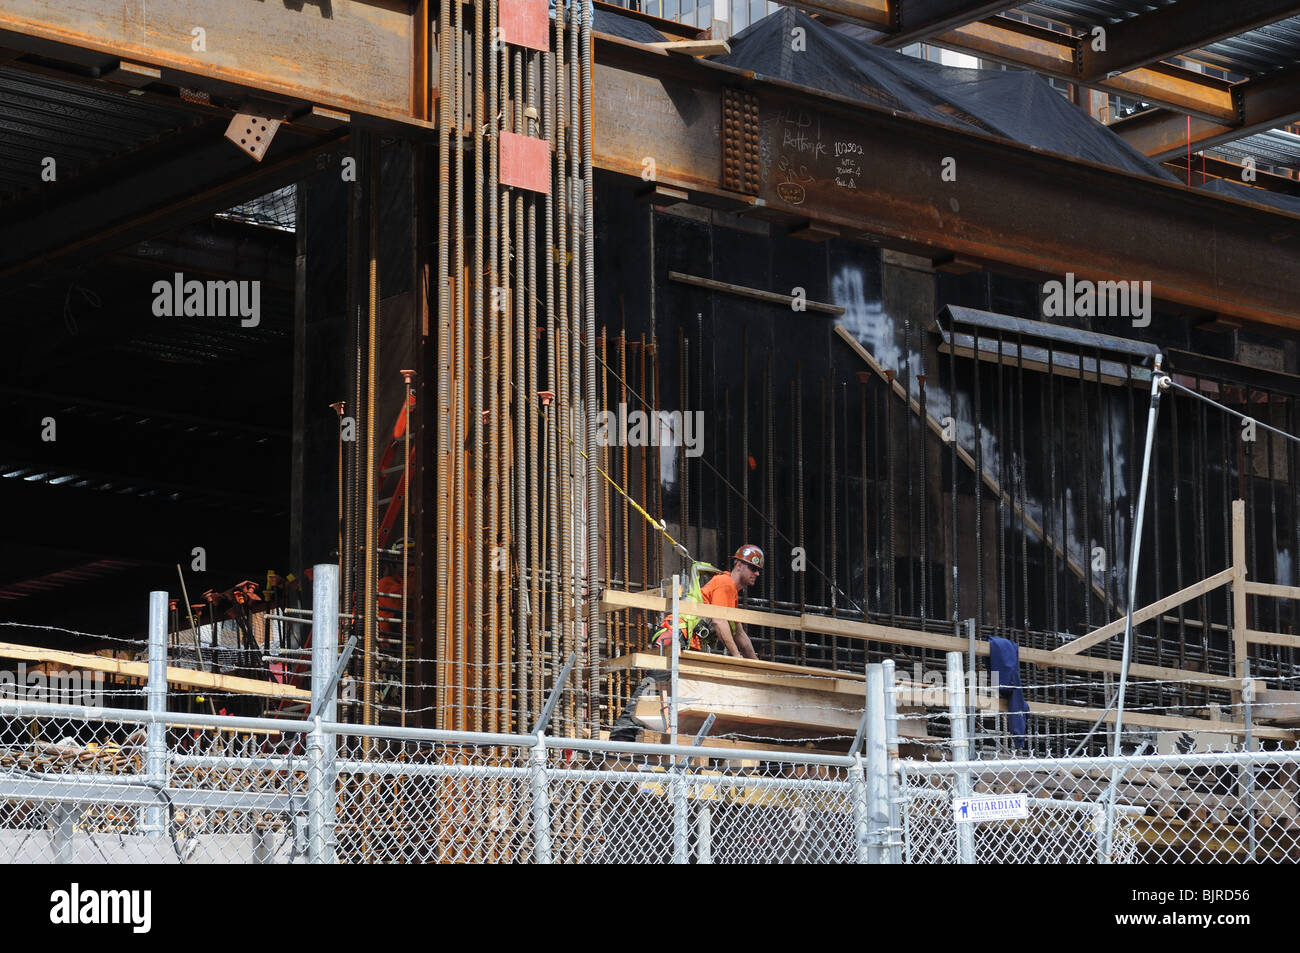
xmin=1198 ymin=175 xmax=1300 ymax=215
xmin=712 ymin=8 xmax=1174 ymax=180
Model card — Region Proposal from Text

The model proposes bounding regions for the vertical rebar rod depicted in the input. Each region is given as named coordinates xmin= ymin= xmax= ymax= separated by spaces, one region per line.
xmin=476 ymin=0 xmax=490 ymax=735
xmin=553 ymin=3 xmax=572 ymax=735
xmin=517 ymin=42 xmax=536 ymax=733
xmin=543 ymin=27 xmax=559 ymax=728
xmin=765 ymin=353 xmax=775 ymax=657
xmin=450 ymin=0 xmax=467 ymax=732
xmin=363 ymin=134 xmax=380 ymax=729
xmin=568 ymin=0 xmax=582 ymax=737
xmin=581 ymin=0 xmax=600 ymax=738
xmin=529 ymin=50 xmax=544 ymax=725
xmin=435 ymin=0 xmax=452 ymax=729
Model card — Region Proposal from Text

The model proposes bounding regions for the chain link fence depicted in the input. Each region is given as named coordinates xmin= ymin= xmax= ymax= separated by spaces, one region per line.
xmin=0 ymin=700 xmax=864 ymax=864
xmin=3 ymin=702 xmax=1297 ymax=864
xmin=901 ymin=749 xmax=1300 ymax=864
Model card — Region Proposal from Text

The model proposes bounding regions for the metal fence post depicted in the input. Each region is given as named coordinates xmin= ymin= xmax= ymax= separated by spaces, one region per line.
xmin=865 ymin=663 xmax=889 ymax=863
xmin=882 ymin=658 xmax=903 ymax=865
xmin=144 ymin=590 xmax=168 ymax=838
xmin=531 ymin=733 xmax=553 ymax=864
xmin=849 ymin=754 xmax=869 ymax=864
xmin=668 ymin=574 xmax=681 ymax=746
xmin=52 ymin=803 xmax=76 ymax=863
xmin=1243 ymin=659 xmax=1257 ymax=862
xmin=671 ymin=766 xmax=689 ymax=864
xmin=695 ymin=798 xmax=713 ymax=864
xmin=947 ymin=652 xmax=975 ymax=865
xmin=308 ymin=563 xmax=339 ymax=864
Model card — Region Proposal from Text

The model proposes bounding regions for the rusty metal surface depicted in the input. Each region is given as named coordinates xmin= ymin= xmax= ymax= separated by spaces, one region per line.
xmin=0 ymin=0 xmax=420 ymax=124
xmin=721 ymin=87 xmax=759 ymax=195
xmin=1072 ymin=0 xmax=1300 ymax=81
xmin=1113 ymin=67 xmax=1300 ymax=160
xmin=593 ymin=47 xmax=1300 ymax=329
xmin=930 ymin=16 xmax=1239 ymax=123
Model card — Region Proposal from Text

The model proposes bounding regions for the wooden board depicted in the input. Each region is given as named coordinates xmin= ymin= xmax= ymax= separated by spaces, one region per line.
xmin=1245 ymin=629 xmax=1300 ymax=650
xmin=631 ymin=676 xmax=932 ymax=739
xmin=0 ymin=640 xmax=311 ymax=700
xmin=1244 ymin=581 xmax=1300 ymax=600
xmin=1053 ymin=568 xmax=1233 ymax=656
xmin=1024 ymin=701 xmax=1291 ymax=740
xmin=1255 ymin=688 xmax=1300 ymax=726
xmin=600 ymin=589 xmax=1256 ymax=691
xmin=608 ymin=650 xmax=999 ymax=709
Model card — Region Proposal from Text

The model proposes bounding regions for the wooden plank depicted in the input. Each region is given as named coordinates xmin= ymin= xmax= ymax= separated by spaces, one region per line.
xmin=606 ymin=652 xmax=865 ymax=695
xmin=1244 ymin=581 xmax=1300 ymax=599
xmin=1245 ymin=629 xmax=1300 ymax=650
xmin=607 ymin=651 xmax=999 ymax=709
xmin=647 ymin=39 xmax=731 ymax=55
xmin=601 ymin=589 xmax=1254 ymax=689
xmin=1233 ymin=499 xmax=1249 ymax=688
xmin=603 ymin=647 xmax=864 ymax=681
xmin=1255 ymin=689 xmax=1300 ymax=726
xmin=1025 ymin=701 xmax=1292 ymax=740
xmin=0 ymin=641 xmax=311 ymax=700
xmin=1053 ymin=568 xmax=1234 ymax=656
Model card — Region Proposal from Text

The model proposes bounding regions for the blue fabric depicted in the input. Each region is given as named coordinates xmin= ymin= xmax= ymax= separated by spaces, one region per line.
xmin=987 ymin=636 xmax=1028 ymax=747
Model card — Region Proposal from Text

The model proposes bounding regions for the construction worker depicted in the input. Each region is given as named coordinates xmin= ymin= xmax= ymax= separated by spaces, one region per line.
xmin=651 ymin=544 xmax=764 ymax=659
xmin=610 ymin=544 xmax=765 ymax=741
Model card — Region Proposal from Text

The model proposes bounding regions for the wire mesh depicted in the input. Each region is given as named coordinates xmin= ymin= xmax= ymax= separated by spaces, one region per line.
xmin=901 ymin=750 xmax=1300 ymax=864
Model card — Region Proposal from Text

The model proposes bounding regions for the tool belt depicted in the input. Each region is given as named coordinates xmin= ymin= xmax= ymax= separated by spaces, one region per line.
xmin=651 ymin=616 xmax=715 ymax=652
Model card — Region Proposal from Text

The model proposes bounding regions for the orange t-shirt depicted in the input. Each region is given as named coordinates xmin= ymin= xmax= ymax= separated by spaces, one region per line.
xmin=700 ymin=571 xmax=738 ymax=610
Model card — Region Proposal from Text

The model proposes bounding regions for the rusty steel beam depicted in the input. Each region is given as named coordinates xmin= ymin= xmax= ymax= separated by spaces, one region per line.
xmin=1078 ymin=0 xmax=1300 ymax=82
xmin=930 ymin=17 xmax=1238 ymax=124
xmin=0 ymin=124 xmax=347 ymax=280
xmin=1113 ymin=68 xmax=1300 ymax=161
xmin=1163 ymin=155 xmax=1300 ymax=199
xmin=886 ymin=0 xmax=1020 ymax=47
xmin=0 ymin=0 xmax=432 ymax=127
xmin=783 ymin=0 xmax=893 ymax=28
xmin=593 ymin=40 xmax=1300 ymax=329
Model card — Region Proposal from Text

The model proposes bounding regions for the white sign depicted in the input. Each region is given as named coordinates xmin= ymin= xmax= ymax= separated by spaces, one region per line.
xmin=953 ymin=794 xmax=1028 ymax=824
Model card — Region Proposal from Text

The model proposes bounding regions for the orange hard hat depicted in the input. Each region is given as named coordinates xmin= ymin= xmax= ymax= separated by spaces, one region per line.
xmin=733 ymin=544 xmax=764 ymax=570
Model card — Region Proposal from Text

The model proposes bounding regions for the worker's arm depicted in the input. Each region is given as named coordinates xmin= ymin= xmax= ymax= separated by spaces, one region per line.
xmin=712 ymin=619 xmax=758 ymax=660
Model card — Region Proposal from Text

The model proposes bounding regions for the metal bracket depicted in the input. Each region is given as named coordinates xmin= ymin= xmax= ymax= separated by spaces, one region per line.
xmin=225 ymin=107 xmax=283 ymax=162
xmin=309 ymin=634 xmax=357 ymax=721
xmin=533 ymin=651 xmax=578 ymax=735
xmin=691 ymin=712 xmax=717 ymax=747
